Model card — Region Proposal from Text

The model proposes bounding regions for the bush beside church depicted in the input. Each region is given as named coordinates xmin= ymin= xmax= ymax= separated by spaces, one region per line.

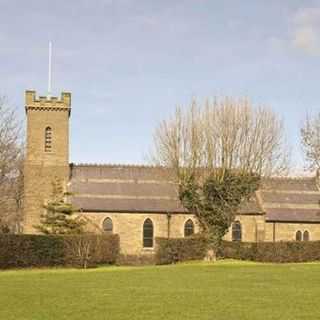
xmin=0 ymin=234 xmax=119 ymax=269
xmin=155 ymin=236 xmax=208 ymax=264
xmin=219 ymin=240 xmax=320 ymax=263
xmin=155 ymin=237 xmax=320 ymax=264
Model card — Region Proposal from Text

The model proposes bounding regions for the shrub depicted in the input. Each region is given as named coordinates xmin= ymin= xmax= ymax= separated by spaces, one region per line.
xmin=64 ymin=234 xmax=119 ymax=268
xmin=155 ymin=235 xmax=208 ymax=265
xmin=0 ymin=234 xmax=119 ymax=269
xmin=219 ymin=241 xmax=320 ymax=263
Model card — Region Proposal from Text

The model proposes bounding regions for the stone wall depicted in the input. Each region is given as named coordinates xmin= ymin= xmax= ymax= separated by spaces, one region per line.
xmin=264 ymin=221 xmax=320 ymax=242
xmin=23 ymin=165 xmax=69 ymax=233
xmin=223 ymin=215 xmax=266 ymax=242
xmin=23 ymin=91 xmax=71 ymax=233
xmin=81 ymin=212 xmax=269 ymax=254
xmin=82 ymin=212 xmax=199 ymax=255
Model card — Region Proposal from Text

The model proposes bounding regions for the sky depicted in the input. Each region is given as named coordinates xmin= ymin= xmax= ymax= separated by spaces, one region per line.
xmin=1 ymin=0 xmax=320 ymax=171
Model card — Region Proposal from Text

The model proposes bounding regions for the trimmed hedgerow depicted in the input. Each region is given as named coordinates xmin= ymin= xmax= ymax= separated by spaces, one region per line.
xmin=219 ymin=241 xmax=320 ymax=263
xmin=155 ymin=235 xmax=208 ymax=265
xmin=155 ymin=237 xmax=320 ymax=265
xmin=0 ymin=234 xmax=120 ymax=269
xmin=0 ymin=234 xmax=65 ymax=268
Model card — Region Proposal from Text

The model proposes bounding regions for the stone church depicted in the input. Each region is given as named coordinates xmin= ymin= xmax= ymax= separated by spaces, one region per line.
xmin=23 ymin=90 xmax=320 ymax=256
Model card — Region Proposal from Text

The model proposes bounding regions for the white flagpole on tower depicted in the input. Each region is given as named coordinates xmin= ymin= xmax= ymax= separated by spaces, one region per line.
xmin=48 ymin=41 xmax=52 ymax=98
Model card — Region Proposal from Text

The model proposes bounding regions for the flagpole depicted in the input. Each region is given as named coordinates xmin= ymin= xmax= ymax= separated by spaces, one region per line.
xmin=48 ymin=41 xmax=52 ymax=98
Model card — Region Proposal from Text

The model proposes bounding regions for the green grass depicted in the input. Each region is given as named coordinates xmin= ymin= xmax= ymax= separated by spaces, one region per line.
xmin=1 ymin=260 xmax=320 ymax=320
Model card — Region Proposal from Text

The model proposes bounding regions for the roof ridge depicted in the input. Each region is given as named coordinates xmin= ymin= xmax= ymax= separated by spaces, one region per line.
xmin=71 ymin=164 xmax=316 ymax=179
xmin=71 ymin=162 xmax=166 ymax=169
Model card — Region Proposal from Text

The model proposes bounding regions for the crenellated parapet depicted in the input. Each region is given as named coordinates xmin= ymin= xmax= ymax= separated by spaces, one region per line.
xmin=25 ymin=90 xmax=71 ymax=116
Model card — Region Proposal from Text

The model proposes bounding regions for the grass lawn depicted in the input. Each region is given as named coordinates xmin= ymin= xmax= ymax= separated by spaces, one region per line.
xmin=0 ymin=260 xmax=319 ymax=320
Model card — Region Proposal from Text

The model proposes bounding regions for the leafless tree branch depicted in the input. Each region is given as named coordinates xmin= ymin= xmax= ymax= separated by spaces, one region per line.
xmin=301 ymin=112 xmax=320 ymax=171
xmin=151 ymin=97 xmax=289 ymax=180
xmin=0 ymin=96 xmax=24 ymax=233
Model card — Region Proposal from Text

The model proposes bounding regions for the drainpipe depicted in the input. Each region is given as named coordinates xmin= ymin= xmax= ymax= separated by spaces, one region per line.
xmin=255 ymin=223 xmax=258 ymax=243
xmin=167 ymin=212 xmax=172 ymax=239
xmin=273 ymin=222 xmax=276 ymax=242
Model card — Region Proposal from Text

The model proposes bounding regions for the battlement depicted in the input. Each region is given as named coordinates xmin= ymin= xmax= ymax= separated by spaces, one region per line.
xmin=25 ymin=90 xmax=71 ymax=115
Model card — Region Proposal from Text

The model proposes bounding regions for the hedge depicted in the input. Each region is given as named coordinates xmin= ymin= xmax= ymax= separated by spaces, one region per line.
xmin=3 ymin=234 xmax=319 ymax=268
xmin=155 ymin=237 xmax=320 ymax=264
xmin=219 ymin=241 xmax=320 ymax=263
xmin=0 ymin=234 xmax=120 ymax=269
xmin=155 ymin=235 xmax=208 ymax=264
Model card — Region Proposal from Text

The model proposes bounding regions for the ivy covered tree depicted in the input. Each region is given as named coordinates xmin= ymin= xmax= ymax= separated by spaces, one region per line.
xmin=179 ymin=169 xmax=260 ymax=252
xmin=35 ymin=177 xmax=86 ymax=235
xmin=152 ymin=97 xmax=286 ymax=257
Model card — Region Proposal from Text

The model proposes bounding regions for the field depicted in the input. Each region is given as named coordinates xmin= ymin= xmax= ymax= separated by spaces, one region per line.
xmin=0 ymin=261 xmax=319 ymax=320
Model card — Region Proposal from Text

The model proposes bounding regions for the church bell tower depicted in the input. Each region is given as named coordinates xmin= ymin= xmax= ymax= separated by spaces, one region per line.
xmin=23 ymin=90 xmax=71 ymax=233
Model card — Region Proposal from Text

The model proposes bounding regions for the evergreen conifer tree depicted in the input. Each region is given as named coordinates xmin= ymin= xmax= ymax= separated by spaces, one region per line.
xmin=35 ymin=177 xmax=86 ymax=234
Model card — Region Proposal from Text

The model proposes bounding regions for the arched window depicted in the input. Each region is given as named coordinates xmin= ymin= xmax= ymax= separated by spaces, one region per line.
xmin=102 ymin=217 xmax=113 ymax=234
xmin=143 ymin=218 xmax=153 ymax=248
xmin=303 ymin=230 xmax=309 ymax=241
xmin=45 ymin=127 xmax=52 ymax=152
xmin=296 ymin=230 xmax=302 ymax=241
xmin=232 ymin=221 xmax=242 ymax=241
xmin=184 ymin=219 xmax=194 ymax=237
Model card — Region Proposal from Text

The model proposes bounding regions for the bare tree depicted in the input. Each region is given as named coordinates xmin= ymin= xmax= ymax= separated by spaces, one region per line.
xmin=0 ymin=97 xmax=23 ymax=233
xmin=301 ymin=112 xmax=320 ymax=171
xmin=64 ymin=235 xmax=93 ymax=269
xmin=152 ymin=97 xmax=289 ymax=255
xmin=64 ymin=235 xmax=110 ymax=269
xmin=152 ymin=97 xmax=289 ymax=179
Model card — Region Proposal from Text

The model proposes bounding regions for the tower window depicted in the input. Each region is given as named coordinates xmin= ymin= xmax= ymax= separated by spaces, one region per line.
xmin=184 ymin=219 xmax=194 ymax=237
xmin=232 ymin=221 xmax=242 ymax=241
xmin=143 ymin=218 xmax=154 ymax=248
xmin=296 ymin=230 xmax=302 ymax=241
xmin=45 ymin=127 xmax=52 ymax=152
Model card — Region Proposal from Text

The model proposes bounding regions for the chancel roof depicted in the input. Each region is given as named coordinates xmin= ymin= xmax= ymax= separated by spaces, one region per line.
xmin=260 ymin=177 xmax=320 ymax=223
xmin=70 ymin=164 xmax=320 ymax=222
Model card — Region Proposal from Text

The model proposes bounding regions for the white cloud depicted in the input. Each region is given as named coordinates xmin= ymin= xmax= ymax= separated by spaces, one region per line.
xmin=292 ymin=7 xmax=320 ymax=55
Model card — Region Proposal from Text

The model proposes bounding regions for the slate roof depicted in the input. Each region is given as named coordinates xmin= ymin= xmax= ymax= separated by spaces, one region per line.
xmin=70 ymin=164 xmax=186 ymax=213
xmin=260 ymin=177 xmax=320 ymax=223
xmin=70 ymin=164 xmax=320 ymax=222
